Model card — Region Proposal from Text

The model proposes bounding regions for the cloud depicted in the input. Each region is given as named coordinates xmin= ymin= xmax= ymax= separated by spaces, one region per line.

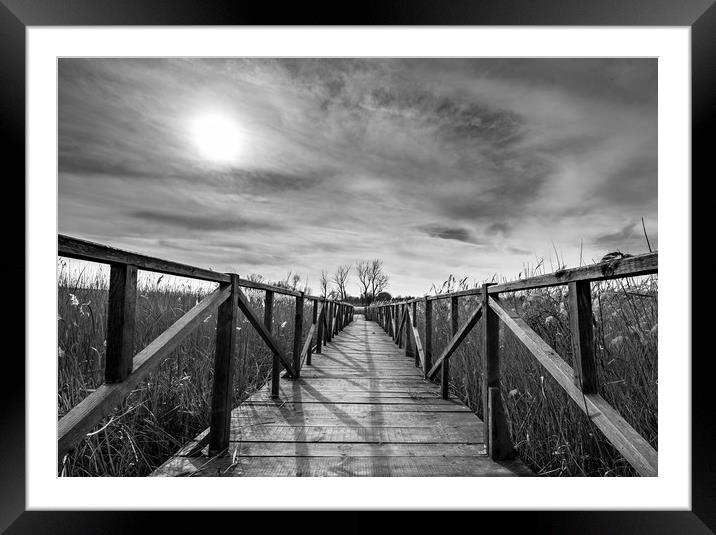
xmin=58 ymin=58 xmax=657 ymax=295
xmin=592 ymin=220 xmax=656 ymax=253
xmin=417 ymin=224 xmax=482 ymax=245
xmin=131 ymin=210 xmax=282 ymax=233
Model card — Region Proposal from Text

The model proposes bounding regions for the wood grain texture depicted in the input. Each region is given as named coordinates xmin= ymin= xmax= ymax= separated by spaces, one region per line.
xmin=569 ymin=280 xmax=598 ymax=393
xmin=482 ymin=283 xmax=514 ymax=459
xmin=58 ymin=234 xmax=328 ymax=299
xmin=59 ymin=234 xmax=230 ymax=283
xmin=104 ymin=263 xmax=137 ymax=383
xmin=152 ymin=316 xmax=532 ymax=477
xmin=208 ymin=275 xmax=239 ymax=455
xmin=376 ymin=252 xmax=657 ymax=306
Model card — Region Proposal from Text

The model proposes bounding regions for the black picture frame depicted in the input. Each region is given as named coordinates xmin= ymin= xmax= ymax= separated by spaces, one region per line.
xmin=3 ymin=1 xmax=713 ymax=533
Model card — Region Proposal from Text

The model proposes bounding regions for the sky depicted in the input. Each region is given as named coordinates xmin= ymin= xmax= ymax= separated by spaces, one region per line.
xmin=58 ymin=58 xmax=657 ymax=297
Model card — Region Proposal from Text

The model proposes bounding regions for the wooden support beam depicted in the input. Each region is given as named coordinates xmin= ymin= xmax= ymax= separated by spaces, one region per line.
xmin=325 ymin=301 xmax=333 ymax=343
xmin=489 ymin=252 xmax=657 ymax=294
xmin=407 ymin=307 xmax=425 ymax=370
xmin=396 ymin=305 xmax=405 ymax=348
xmin=488 ymin=296 xmax=657 ymax=476
xmin=427 ymin=304 xmax=483 ymax=379
xmin=236 ymin=288 xmax=295 ymax=378
xmin=333 ymin=303 xmax=339 ymax=336
xmin=209 ymin=275 xmax=240 ymax=456
xmin=58 ymin=286 xmax=230 ymax=458
xmin=411 ymin=302 xmax=418 ymax=367
xmin=442 ymin=297 xmax=458 ymax=399
xmin=405 ymin=304 xmax=413 ymax=359
xmin=569 ymin=280 xmax=598 ymax=393
xmin=307 ymin=299 xmax=318 ymax=365
xmin=323 ymin=303 xmax=330 ymax=344
xmin=59 ymin=234 xmax=230 ymax=284
xmin=315 ymin=300 xmax=325 ymax=354
xmin=424 ymin=298 xmax=433 ymax=379
xmin=293 ymin=292 xmax=305 ymax=377
xmin=300 ymin=324 xmax=316 ymax=369
xmin=483 ymin=284 xmax=514 ymax=460
xmin=399 ymin=305 xmax=405 ymax=348
xmin=104 ymin=264 xmax=137 ymax=383
xmin=263 ymin=291 xmax=279 ymax=398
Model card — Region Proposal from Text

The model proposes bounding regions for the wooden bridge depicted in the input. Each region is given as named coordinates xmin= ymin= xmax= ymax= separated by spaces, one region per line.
xmin=57 ymin=235 xmax=658 ymax=477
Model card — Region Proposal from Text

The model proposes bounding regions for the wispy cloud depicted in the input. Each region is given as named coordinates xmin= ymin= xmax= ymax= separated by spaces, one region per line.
xmin=59 ymin=58 xmax=657 ymax=295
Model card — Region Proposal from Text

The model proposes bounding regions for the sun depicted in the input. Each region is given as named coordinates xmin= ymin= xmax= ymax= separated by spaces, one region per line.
xmin=190 ymin=111 xmax=243 ymax=164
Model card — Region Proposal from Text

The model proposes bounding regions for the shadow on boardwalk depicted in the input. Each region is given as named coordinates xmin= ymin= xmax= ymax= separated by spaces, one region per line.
xmin=151 ymin=316 xmax=533 ymax=477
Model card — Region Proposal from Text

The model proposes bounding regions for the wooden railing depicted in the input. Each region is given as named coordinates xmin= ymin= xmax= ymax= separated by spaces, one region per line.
xmin=57 ymin=234 xmax=354 ymax=458
xmin=367 ymin=252 xmax=658 ymax=476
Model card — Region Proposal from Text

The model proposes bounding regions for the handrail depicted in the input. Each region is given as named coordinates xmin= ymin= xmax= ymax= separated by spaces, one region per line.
xmin=369 ymin=254 xmax=658 ymax=476
xmin=57 ymin=234 xmax=354 ymax=458
xmin=59 ymin=233 xmax=337 ymax=300
xmin=369 ymin=251 xmax=658 ymax=306
xmin=58 ymin=285 xmax=230 ymax=457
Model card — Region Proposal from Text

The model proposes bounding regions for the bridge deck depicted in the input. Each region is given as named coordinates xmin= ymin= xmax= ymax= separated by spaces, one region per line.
xmin=151 ymin=315 xmax=532 ymax=476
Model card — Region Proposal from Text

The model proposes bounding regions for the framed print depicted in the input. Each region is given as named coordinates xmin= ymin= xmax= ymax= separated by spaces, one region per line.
xmin=3 ymin=0 xmax=714 ymax=533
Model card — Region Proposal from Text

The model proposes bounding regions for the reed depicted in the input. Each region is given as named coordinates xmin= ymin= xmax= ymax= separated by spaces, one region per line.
xmin=420 ymin=263 xmax=657 ymax=476
xmin=57 ymin=259 xmax=304 ymax=477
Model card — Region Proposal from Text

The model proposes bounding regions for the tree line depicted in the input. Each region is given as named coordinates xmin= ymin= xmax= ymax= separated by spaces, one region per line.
xmin=320 ymin=259 xmax=390 ymax=304
xmin=245 ymin=259 xmax=390 ymax=304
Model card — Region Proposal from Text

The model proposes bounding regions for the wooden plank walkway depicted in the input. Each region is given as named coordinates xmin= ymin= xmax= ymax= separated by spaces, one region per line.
xmin=151 ymin=315 xmax=533 ymax=477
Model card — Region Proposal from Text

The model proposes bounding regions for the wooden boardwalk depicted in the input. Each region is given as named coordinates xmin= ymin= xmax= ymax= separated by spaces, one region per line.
xmin=151 ymin=315 xmax=532 ymax=477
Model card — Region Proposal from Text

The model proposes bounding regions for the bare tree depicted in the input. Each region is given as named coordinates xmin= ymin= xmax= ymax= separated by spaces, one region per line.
xmin=368 ymin=259 xmax=389 ymax=302
xmin=332 ymin=264 xmax=351 ymax=300
xmin=319 ymin=270 xmax=330 ymax=298
xmin=355 ymin=260 xmax=371 ymax=302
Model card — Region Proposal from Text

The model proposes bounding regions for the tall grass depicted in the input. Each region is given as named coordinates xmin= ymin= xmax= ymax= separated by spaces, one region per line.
xmin=57 ymin=259 xmax=309 ymax=477
xmin=413 ymin=264 xmax=657 ymax=477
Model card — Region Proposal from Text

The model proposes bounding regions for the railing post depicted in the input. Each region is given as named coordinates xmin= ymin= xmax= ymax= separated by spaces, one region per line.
xmin=443 ymin=296 xmax=458 ymax=399
xmin=405 ymin=304 xmax=412 ymax=357
xmin=482 ymin=283 xmax=514 ymax=460
xmin=208 ymin=274 xmax=239 ymax=456
xmin=398 ymin=304 xmax=404 ymax=348
xmin=325 ymin=301 xmax=333 ymax=344
xmin=394 ymin=304 xmax=399 ymax=342
xmin=424 ymin=298 xmax=432 ymax=379
xmin=395 ymin=305 xmax=399 ymax=343
xmin=412 ymin=301 xmax=419 ymax=367
xmin=307 ymin=299 xmax=318 ymax=366
xmin=264 ymin=290 xmax=279 ymax=398
xmin=105 ymin=264 xmax=138 ymax=383
xmin=333 ymin=303 xmax=339 ymax=336
xmin=293 ymin=292 xmax=305 ymax=377
xmin=316 ymin=298 xmax=324 ymax=354
xmin=569 ymin=280 xmax=598 ymax=393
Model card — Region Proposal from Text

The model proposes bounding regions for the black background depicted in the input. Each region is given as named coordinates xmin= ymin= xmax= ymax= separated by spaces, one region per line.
xmin=1 ymin=1 xmax=713 ymax=533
